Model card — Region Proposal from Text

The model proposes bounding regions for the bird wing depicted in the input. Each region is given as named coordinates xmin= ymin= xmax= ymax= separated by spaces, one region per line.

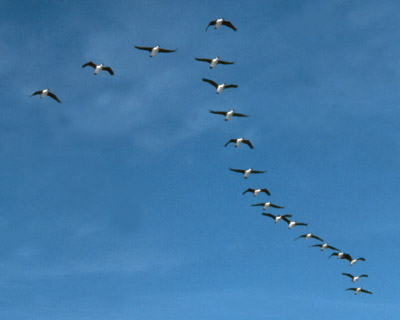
xmin=82 ymin=61 xmax=96 ymax=69
xmin=205 ymin=20 xmax=216 ymax=31
xmin=251 ymin=203 xmax=264 ymax=207
xmin=360 ymin=274 xmax=368 ymax=278
xmin=135 ymin=46 xmax=154 ymax=52
xmin=159 ymin=48 xmax=177 ymax=53
xmin=218 ymin=60 xmax=234 ymax=65
xmin=229 ymin=168 xmax=245 ymax=173
xmin=281 ymin=216 xmax=291 ymax=224
xmin=222 ymin=20 xmax=237 ymax=31
xmin=345 ymin=288 xmax=357 ymax=292
xmin=327 ymin=245 xmax=340 ymax=251
xmin=295 ymin=222 xmax=308 ymax=226
xmin=311 ymin=244 xmax=322 ymax=248
xmin=361 ymin=289 xmax=373 ymax=294
xmin=357 ymin=257 xmax=366 ymax=262
xmin=225 ymin=84 xmax=238 ymax=89
xmin=202 ymin=78 xmax=218 ymax=88
xmin=311 ymin=235 xmax=324 ymax=242
xmin=342 ymin=254 xmax=353 ymax=262
xmin=195 ymin=58 xmax=212 ymax=63
xmin=102 ymin=67 xmax=114 ymax=75
xmin=295 ymin=234 xmax=306 ymax=240
xmin=282 ymin=214 xmax=292 ymax=218
xmin=342 ymin=273 xmax=354 ymax=279
xmin=47 ymin=91 xmax=61 ymax=103
xmin=30 ymin=90 xmax=43 ymax=97
xmin=260 ymin=188 xmax=271 ymax=196
xmin=242 ymin=188 xmax=253 ymax=195
xmin=224 ymin=139 xmax=236 ymax=147
xmin=232 ymin=112 xmax=249 ymax=118
xmin=250 ymin=170 xmax=265 ymax=174
xmin=262 ymin=213 xmax=275 ymax=219
xmin=209 ymin=110 xmax=227 ymax=116
xmin=243 ymin=140 xmax=254 ymax=149
xmin=328 ymin=252 xmax=338 ymax=258
xmin=270 ymin=203 xmax=283 ymax=208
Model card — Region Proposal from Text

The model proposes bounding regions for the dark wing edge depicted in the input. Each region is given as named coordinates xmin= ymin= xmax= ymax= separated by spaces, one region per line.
xmin=102 ymin=67 xmax=114 ymax=75
xmin=82 ymin=61 xmax=96 ymax=68
xmin=222 ymin=21 xmax=237 ymax=31
xmin=205 ymin=20 xmax=216 ymax=31
xmin=47 ymin=92 xmax=61 ymax=103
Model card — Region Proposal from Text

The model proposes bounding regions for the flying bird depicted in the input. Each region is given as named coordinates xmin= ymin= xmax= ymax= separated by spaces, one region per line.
xmin=202 ymin=78 xmax=238 ymax=94
xmin=243 ymin=188 xmax=271 ymax=196
xmin=346 ymin=287 xmax=372 ymax=295
xmin=251 ymin=201 xmax=283 ymax=210
xmin=295 ymin=233 xmax=324 ymax=242
xmin=195 ymin=56 xmax=234 ymax=69
xmin=262 ymin=213 xmax=292 ymax=223
xmin=209 ymin=109 xmax=248 ymax=121
xmin=310 ymin=243 xmax=340 ymax=252
xmin=206 ymin=18 xmax=237 ymax=31
xmin=229 ymin=168 xmax=265 ymax=179
xmin=135 ymin=45 xmax=176 ymax=57
xmin=342 ymin=255 xmax=366 ymax=266
xmin=82 ymin=62 xmax=114 ymax=75
xmin=30 ymin=89 xmax=61 ymax=103
xmin=342 ymin=273 xmax=368 ymax=283
xmin=225 ymin=137 xmax=253 ymax=149
xmin=282 ymin=217 xmax=308 ymax=229
xmin=329 ymin=251 xmax=348 ymax=259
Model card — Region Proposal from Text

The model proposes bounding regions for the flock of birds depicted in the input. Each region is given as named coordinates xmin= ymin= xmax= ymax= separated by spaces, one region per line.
xmin=28 ymin=17 xmax=372 ymax=296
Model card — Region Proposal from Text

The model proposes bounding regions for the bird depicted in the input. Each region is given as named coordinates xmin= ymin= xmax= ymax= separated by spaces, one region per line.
xmin=82 ymin=62 xmax=114 ymax=75
xmin=282 ymin=217 xmax=308 ymax=229
xmin=295 ymin=233 xmax=324 ymax=242
xmin=202 ymin=78 xmax=238 ymax=94
xmin=346 ymin=287 xmax=372 ymax=295
xmin=329 ymin=251 xmax=348 ymax=259
xmin=225 ymin=137 xmax=253 ymax=149
xmin=135 ymin=45 xmax=176 ymax=57
xmin=243 ymin=188 xmax=271 ymax=196
xmin=251 ymin=201 xmax=283 ymax=210
xmin=342 ymin=255 xmax=366 ymax=266
xmin=206 ymin=18 xmax=237 ymax=31
xmin=209 ymin=109 xmax=249 ymax=121
xmin=262 ymin=213 xmax=292 ymax=223
xmin=342 ymin=273 xmax=368 ymax=283
xmin=229 ymin=168 xmax=265 ymax=179
xmin=310 ymin=243 xmax=340 ymax=252
xmin=30 ymin=89 xmax=61 ymax=103
xmin=195 ymin=57 xmax=234 ymax=69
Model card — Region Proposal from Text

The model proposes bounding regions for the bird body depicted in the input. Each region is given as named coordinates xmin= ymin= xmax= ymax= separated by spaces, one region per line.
xmin=311 ymin=243 xmax=340 ymax=252
xmin=343 ymin=255 xmax=366 ymax=266
xmin=202 ymin=78 xmax=238 ymax=94
xmin=282 ymin=217 xmax=308 ymax=229
xmin=195 ymin=56 xmax=234 ymax=69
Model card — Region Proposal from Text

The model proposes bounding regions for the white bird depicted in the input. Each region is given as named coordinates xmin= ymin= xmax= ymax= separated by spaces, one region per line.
xmin=135 ymin=45 xmax=176 ymax=57
xmin=202 ymin=78 xmax=238 ymax=94
xmin=195 ymin=56 xmax=234 ymax=69
xmin=343 ymin=254 xmax=366 ymax=266
xmin=251 ymin=201 xmax=283 ymax=210
xmin=342 ymin=273 xmax=368 ymax=283
xmin=206 ymin=18 xmax=237 ymax=31
xmin=346 ymin=287 xmax=372 ymax=295
xmin=262 ymin=213 xmax=292 ymax=223
xmin=295 ymin=233 xmax=324 ymax=242
xmin=229 ymin=168 xmax=265 ymax=179
xmin=225 ymin=137 xmax=253 ymax=149
xmin=282 ymin=217 xmax=308 ymax=229
xmin=30 ymin=89 xmax=61 ymax=103
xmin=243 ymin=188 xmax=271 ymax=196
xmin=329 ymin=251 xmax=348 ymax=259
xmin=209 ymin=109 xmax=248 ymax=121
xmin=82 ymin=62 xmax=114 ymax=75
xmin=310 ymin=243 xmax=340 ymax=252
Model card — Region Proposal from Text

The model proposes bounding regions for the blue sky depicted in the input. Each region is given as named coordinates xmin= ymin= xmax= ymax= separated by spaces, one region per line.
xmin=1 ymin=0 xmax=399 ymax=319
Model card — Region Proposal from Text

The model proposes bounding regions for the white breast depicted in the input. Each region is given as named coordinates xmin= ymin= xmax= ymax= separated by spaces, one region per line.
xmin=41 ymin=89 xmax=49 ymax=98
xmin=151 ymin=46 xmax=160 ymax=56
xmin=244 ymin=169 xmax=251 ymax=178
xmin=210 ymin=58 xmax=218 ymax=68
xmin=215 ymin=19 xmax=223 ymax=28
xmin=94 ymin=65 xmax=102 ymax=74
xmin=217 ymin=84 xmax=224 ymax=93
